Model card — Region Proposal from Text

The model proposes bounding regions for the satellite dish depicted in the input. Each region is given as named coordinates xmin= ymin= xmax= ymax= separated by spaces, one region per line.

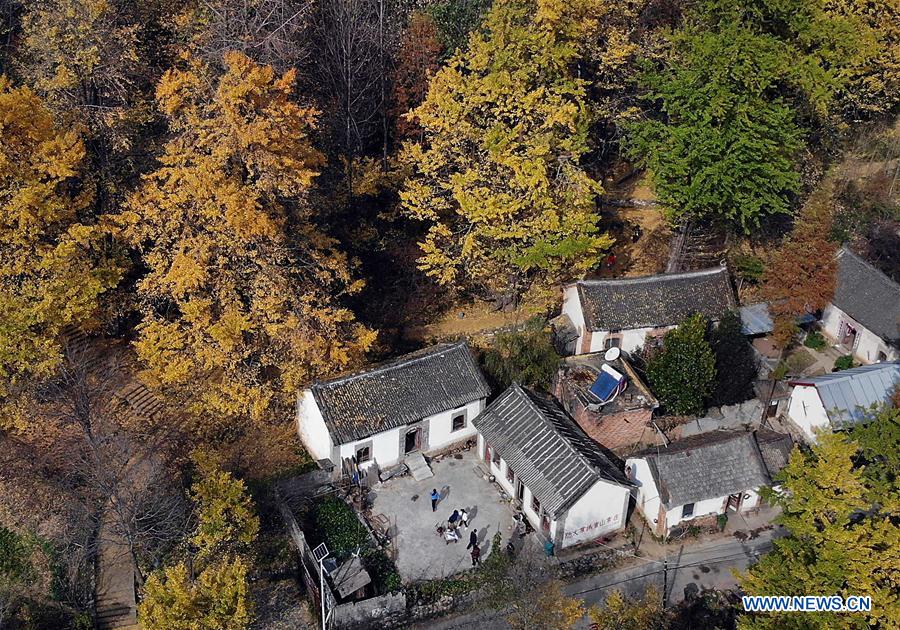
xmin=604 ymin=347 xmax=621 ymax=362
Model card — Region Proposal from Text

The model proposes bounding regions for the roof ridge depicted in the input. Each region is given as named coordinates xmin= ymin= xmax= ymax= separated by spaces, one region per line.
xmin=312 ymin=340 xmax=470 ymax=389
xmin=791 ymin=361 xmax=900 ymax=386
xmin=577 ymin=266 xmax=726 ymax=287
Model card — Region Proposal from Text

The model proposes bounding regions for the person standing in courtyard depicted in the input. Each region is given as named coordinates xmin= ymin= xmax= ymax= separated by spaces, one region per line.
xmin=470 ymin=543 xmax=481 ymax=566
xmin=467 ymin=528 xmax=478 ymax=549
xmin=459 ymin=508 xmax=469 ymax=530
xmin=430 ymin=488 xmax=440 ymax=512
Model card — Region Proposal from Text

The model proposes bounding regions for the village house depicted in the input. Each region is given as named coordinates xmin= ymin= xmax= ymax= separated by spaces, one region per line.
xmin=472 ymin=384 xmax=632 ymax=549
xmin=296 ymin=341 xmax=491 ymax=480
xmin=559 ymin=266 xmax=736 ymax=355
xmin=819 ymin=247 xmax=900 ymax=364
xmin=626 ymin=430 xmax=793 ymax=538
xmin=553 ymin=349 xmax=663 ymax=453
xmin=785 ymin=361 xmax=900 ymax=443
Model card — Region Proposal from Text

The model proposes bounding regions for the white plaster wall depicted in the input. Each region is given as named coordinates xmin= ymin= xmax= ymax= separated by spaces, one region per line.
xmin=427 ymin=399 xmax=485 ymax=451
xmin=743 ymin=488 xmax=762 ymax=509
xmin=821 ymin=304 xmax=898 ymax=364
xmin=337 ymin=425 xmax=402 ymax=470
xmin=787 ymin=385 xmax=830 ymax=442
xmin=562 ymin=284 xmax=587 ymax=353
xmin=626 ymin=457 xmax=662 ymax=528
xmin=665 ymin=496 xmax=727 ymax=530
xmin=297 ymin=390 xmax=334 ymax=462
xmin=561 ymin=480 xmax=629 ymax=547
xmin=590 ymin=326 xmax=673 ymax=354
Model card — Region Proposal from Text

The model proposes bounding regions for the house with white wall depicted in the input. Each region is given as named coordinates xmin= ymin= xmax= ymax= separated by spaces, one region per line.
xmin=626 ymin=430 xmax=792 ymax=538
xmin=820 ymin=248 xmax=899 ymax=364
xmin=560 ymin=266 xmax=736 ymax=355
xmin=472 ymin=384 xmax=632 ymax=550
xmin=786 ymin=361 xmax=900 ymax=443
xmin=297 ymin=341 xmax=490 ymax=479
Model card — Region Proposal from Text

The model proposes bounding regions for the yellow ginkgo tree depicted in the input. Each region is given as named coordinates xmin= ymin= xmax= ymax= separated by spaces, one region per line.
xmin=116 ymin=52 xmax=375 ymax=437
xmin=400 ymin=0 xmax=613 ymax=301
xmin=0 ymin=78 xmax=122 ymax=431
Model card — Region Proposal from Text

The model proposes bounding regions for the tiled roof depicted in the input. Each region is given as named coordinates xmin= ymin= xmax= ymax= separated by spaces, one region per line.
xmin=754 ymin=430 xmax=794 ymax=478
xmin=575 ymin=267 xmax=735 ymax=332
xmin=739 ymin=302 xmax=816 ymax=335
xmin=790 ymin=362 xmax=900 ymax=429
xmin=472 ymin=385 xmax=629 ymax=517
xmin=311 ymin=341 xmax=490 ymax=444
xmin=631 ymin=431 xmax=774 ymax=508
xmin=833 ymin=248 xmax=900 ymax=342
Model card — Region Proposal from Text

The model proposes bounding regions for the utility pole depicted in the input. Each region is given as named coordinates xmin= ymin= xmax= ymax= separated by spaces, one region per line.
xmin=313 ymin=543 xmax=330 ymax=630
xmin=662 ymin=555 xmax=669 ymax=608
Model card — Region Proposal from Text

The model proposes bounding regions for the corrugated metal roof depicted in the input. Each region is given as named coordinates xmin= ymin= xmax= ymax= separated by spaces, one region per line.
xmin=575 ymin=267 xmax=735 ymax=332
xmin=472 ymin=385 xmax=629 ymax=517
xmin=740 ymin=302 xmax=816 ymax=335
xmin=791 ymin=362 xmax=900 ymax=429
xmin=311 ymin=341 xmax=491 ymax=443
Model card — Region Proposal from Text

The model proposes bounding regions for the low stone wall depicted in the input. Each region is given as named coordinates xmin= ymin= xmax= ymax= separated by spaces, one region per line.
xmin=332 ymin=592 xmax=406 ymax=629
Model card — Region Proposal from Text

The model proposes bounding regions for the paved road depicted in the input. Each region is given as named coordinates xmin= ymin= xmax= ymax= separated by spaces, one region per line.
xmin=418 ymin=528 xmax=784 ymax=629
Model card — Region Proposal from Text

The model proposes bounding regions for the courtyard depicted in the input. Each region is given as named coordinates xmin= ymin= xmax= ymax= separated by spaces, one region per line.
xmin=366 ymin=449 xmax=515 ymax=582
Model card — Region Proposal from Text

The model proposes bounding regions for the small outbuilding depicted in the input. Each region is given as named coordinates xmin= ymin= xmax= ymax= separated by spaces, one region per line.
xmin=472 ymin=384 xmax=632 ymax=549
xmin=626 ymin=430 xmax=792 ymax=537
xmin=560 ymin=266 xmax=736 ymax=355
xmin=786 ymin=361 xmax=900 ymax=442
xmin=297 ymin=341 xmax=491 ymax=480
xmin=820 ymin=247 xmax=900 ymax=364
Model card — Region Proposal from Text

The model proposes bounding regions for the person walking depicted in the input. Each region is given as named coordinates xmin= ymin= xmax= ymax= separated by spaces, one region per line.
xmin=470 ymin=544 xmax=481 ymax=566
xmin=430 ymin=489 xmax=440 ymax=512
xmin=466 ymin=528 xmax=478 ymax=549
xmin=459 ymin=508 xmax=469 ymax=530
xmin=448 ymin=509 xmax=460 ymax=527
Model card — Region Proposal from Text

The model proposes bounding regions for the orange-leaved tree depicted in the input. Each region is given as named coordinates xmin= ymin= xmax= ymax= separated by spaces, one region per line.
xmin=116 ymin=52 xmax=375 ymax=438
xmin=0 ymin=78 xmax=122 ymax=431
xmin=391 ymin=11 xmax=443 ymax=142
xmin=763 ymin=188 xmax=838 ymax=348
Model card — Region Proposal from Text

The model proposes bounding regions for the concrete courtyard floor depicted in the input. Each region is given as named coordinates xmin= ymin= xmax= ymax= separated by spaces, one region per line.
xmin=368 ymin=450 xmax=514 ymax=582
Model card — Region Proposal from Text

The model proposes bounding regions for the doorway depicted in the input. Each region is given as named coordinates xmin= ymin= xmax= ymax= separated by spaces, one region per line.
xmin=404 ymin=428 xmax=421 ymax=454
xmin=841 ymin=322 xmax=858 ymax=350
xmin=726 ymin=493 xmax=743 ymax=512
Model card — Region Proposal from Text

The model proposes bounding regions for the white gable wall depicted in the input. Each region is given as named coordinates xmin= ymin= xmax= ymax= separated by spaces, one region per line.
xmin=561 ymin=479 xmax=629 ymax=547
xmin=297 ymin=389 xmax=334 ymax=462
xmin=787 ymin=385 xmax=830 ymax=442
xmin=821 ymin=304 xmax=898 ymax=364
xmin=626 ymin=457 xmax=661 ymax=529
xmin=562 ymin=284 xmax=587 ymax=352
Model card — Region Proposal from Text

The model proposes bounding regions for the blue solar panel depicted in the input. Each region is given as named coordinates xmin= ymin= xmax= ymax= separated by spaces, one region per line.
xmin=590 ymin=371 xmax=620 ymax=401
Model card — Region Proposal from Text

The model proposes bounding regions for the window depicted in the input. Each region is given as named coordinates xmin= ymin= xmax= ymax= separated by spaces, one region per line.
xmin=491 ymin=448 xmax=501 ymax=467
xmin=681 ymin=503 xmax=694 ymax=519
xmin=451 ymin=411 xmax=467 ymax=432
xmin=531 ymin=495 xmax=541 ymax=514
xmin=506 ymin=465 xmax=515 ymax=483
xmin=604 ymin=336 xmax=621 ymax=350
xmin=356 ymin=445 xmax=371 ymax=464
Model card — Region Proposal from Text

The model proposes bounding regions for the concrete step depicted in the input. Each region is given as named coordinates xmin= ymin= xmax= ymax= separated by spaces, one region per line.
xmin=405 ymin=452 xmax=433 ymax=480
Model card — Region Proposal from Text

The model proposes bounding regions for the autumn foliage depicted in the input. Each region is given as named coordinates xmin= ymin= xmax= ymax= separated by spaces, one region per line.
xmin=763 ymin=189 xmax=838 ymax=347
xmin=391 ymin=12 xmax=443 ymax=141
xmin=116 ymin=52 xmax=375 ymax=435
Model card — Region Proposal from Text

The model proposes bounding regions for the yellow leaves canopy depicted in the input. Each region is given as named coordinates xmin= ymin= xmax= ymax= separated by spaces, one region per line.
xmin=117 ymin=52 xmax=374 ymax=433
xmin=400 ymin=0 xmax=612 ymax=298
xmin=0 ymin=79 xmax=121 ymax=423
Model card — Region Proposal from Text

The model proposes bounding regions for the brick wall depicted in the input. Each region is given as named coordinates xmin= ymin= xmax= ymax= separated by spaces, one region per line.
xmin=580 ymin=330 xmax=593 ymax=354
xmin=559 ymin=385 xmax=665 ymax=451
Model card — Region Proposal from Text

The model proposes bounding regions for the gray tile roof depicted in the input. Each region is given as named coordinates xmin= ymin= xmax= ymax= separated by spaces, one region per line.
xmin=472 ymin=385 xmax=630 ymax=517
xmin=311 ymin=341 xmax=490 ymax=444
xmin=575 ymin=267 xmax=735 ymax=332
xmin=754 ymin=430 xmax=794 ymax=478
xmin=789 ymin=361 xmax=900 ymax=429
xmin=833 ymin=248 xmax=900 ymax=342
xmin=631 ymin=431 xmax=774 ymax=508
xmin=740 ymin=302 xmax=815 ymax=335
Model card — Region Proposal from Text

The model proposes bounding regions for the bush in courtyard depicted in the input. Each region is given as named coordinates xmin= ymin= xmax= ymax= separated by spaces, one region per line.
xmin=312 ymin=496 xmax=369 ymax=559
xmin=481 ymin=317 xmax=560 ymax=391
xmin=803 ymin=331 xmax=827 ymax=350
xmin=833 ymin=355 xmax=855 ymax=371
xmin=647 ymin=314 xmax=716 ymax=416
xmin=362 ymin=548 xmax=401 ymax=593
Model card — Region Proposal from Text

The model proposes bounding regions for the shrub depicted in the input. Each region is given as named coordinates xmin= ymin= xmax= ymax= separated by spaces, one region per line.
xmin=361 ymin=548 xmax=401 ymax=594
xmin=833 ymin=355 xmax=855 ymax=371
xmin=803 ymin=331 xmax=827 ymax=350
xmin=312 ymin=497 xmax=368 ymax=559
xmin=708 ymin=311 xmax=757 ymax=406
xmin=732 ymin=253 xmax=765 ymax=283
xmin=647 ymin=314 xmax=716 ymax=416
xmin=481 ymin=317 xmax=560 ymax=391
